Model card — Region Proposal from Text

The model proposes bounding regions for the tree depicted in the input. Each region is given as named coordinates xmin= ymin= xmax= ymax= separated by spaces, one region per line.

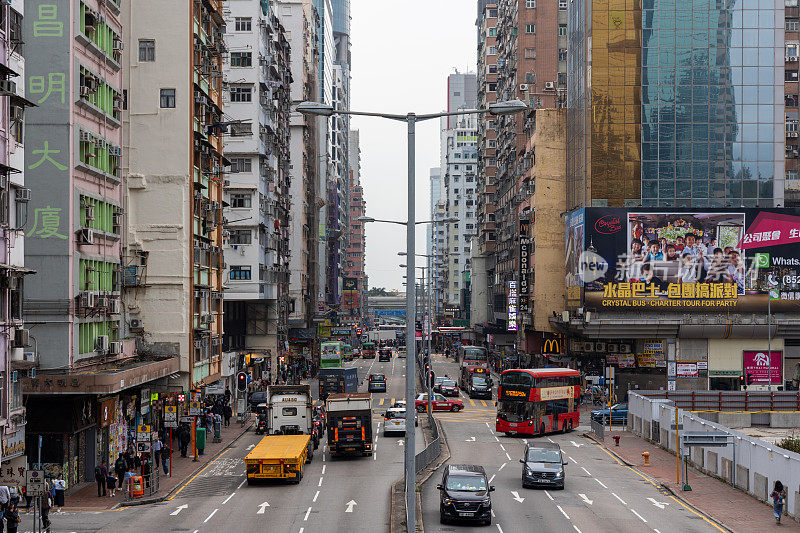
xmin=367 ymin=287 xmax=391 ymax=297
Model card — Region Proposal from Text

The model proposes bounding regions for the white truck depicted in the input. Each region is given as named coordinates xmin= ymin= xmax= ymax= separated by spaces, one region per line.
xmin=267 ymin=384 xmax=319 ymax=450
xmin=367 ymin=330 xmax=395 ymax=343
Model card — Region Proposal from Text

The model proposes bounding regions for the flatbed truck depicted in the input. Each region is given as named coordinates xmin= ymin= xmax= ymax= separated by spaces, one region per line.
xmin=244 ymin=434 xmax=311 ymax=484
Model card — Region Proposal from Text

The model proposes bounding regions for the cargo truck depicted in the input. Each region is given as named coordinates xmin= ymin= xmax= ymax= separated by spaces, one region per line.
xmin=325 ymin=392 xmax=373 ymax=457
xmin=266 ymin=384 xmax=319 ymax=449
xmin=318 ymin=367 xmax=358 ymax=401
xmin=245 ymin=434 xmax=311 ymax=484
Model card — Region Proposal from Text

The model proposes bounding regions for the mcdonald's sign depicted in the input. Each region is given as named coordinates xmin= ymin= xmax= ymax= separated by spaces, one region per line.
xmin=542 ymin=333 xmax=563 ymax=355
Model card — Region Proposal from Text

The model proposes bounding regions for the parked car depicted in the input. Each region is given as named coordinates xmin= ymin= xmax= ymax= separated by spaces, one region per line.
xmin=440 ymin=379 xmax=459 ymax=397
xmin=379 ymin=349 xmax=392 ymax=362
xmin=590 ymin=403 xmax=629 ymax=424
xmin=520 ymin=442 xmax=567 ymax=489
xmin=368 ymin=374 xmax=387 ymax=393
xmin=415 ymin=393 xmax=463 ymax=412
xmin=437 ymin=464 xmax=494 ymax=525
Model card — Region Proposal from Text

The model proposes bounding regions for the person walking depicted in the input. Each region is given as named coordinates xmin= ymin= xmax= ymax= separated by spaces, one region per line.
xmin=106 ymin=471 xmax=117 ymax=498
xmin=179 ymin=423 xmax=190 ymax=457
xmin=94 ymin=462 xmax=107 ymax=497
xmin=160 ymin=438 xmax=170 ymax=475
xmin=40 ymin=481 xmax=51 ymax=531
xmin=141 ymin=457 xmax=152 ymax=489
xmin=772 ymin=480 xmax=787 ymax=525
xmin=52 ymin=474 xmax=65 ymax=512
xmin=153 ymin=438 xmax=163 ymax=471
xmin=114 ymin=453 xmax=127 ymax=489
xmin=4 ymin=501 xmax=19 ymax=533
xmin=223 ymin=403 xmax=232 ymax=427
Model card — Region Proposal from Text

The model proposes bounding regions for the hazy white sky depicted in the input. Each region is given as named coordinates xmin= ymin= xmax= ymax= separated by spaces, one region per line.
xmin=350 ymin=0 xmax=477 ymax=292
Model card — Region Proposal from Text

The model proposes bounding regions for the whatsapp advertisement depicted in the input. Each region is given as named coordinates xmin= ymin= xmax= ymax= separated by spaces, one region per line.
xmin=565 ymin=208 xmax=800 ymax=312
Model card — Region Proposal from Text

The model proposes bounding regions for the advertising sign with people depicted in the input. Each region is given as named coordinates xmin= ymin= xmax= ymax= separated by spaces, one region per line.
xmin=565 ymin=208 xmax=800 ymax=311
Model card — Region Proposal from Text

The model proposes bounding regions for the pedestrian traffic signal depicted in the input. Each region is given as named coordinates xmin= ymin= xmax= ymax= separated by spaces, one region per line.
xmin=177 ymin=393 xmax=185 ymax=403
xmin=236 ymin=371 xmax=248 ymax=392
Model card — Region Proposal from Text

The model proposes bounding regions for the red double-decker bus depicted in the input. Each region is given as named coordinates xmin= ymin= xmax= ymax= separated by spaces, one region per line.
xmin=496 ymin=368 xmax=581 ymax=436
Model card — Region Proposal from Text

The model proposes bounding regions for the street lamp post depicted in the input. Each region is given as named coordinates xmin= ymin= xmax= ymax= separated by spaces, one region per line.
xmin=296 ymin=98 xmax=527 ymax=533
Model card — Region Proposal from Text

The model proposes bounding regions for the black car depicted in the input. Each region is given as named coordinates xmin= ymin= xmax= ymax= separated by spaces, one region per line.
xmin=247 ymin=390 xmax=268 ymax=409
xmin=378 ymin=349 xmax=392 ymax=362
xmin=520 ymin=442 xmax=567 ymax=489
xmin=437 ymin=464 xmax=494 ymax=525
xmin=440 ymin=380 xmax=459 ymax=397
xmin=368 ymin=374 xmax=387 ymax=393
xmin=467 ymin=375 xmax=492 ymax=399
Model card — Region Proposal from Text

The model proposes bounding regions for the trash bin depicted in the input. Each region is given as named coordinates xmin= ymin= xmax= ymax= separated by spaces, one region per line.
xmin=213 ymin=420 xmax=222 ymax=442
xmin=129 ymin=476 xmax=144 ymax=498
xmin=196 ymin=427 xmax=206 ymax=455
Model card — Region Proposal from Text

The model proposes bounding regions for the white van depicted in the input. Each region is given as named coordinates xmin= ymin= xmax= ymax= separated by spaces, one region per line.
xmin=384 ymin=407 xmax=410 ymax=435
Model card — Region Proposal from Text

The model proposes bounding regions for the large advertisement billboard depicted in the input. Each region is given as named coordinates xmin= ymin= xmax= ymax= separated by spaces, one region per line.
xmin=565 ymin=208 xmax=800 ymax=312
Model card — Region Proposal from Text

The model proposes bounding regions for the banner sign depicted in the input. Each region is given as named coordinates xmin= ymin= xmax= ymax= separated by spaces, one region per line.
xmin=375 ymin=310 xmax=406 ymax=316
xmin=676 ymin=363 xmax=699 ymax=377
xmin=537 ymin=386 xmax=575 ymax=401
xmin=743 ymin=350 xmax=782 ymax=384
xmin=565 ymin=208 xmax=800 ymax=312
xmin=507 ymin=281 xmax=519 ymax=331
xmin=519 ymin=219 xmax=531 ymax=312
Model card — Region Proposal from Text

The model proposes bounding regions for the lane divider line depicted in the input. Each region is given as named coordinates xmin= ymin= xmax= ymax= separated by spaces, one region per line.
xmin=222 ymin=493 xmax=235 ymax=505
xmin=581 ymin=467 xmax=592 ymax=476
xmin=544 ymin=490 xmax=554 ymax=501
xmin=488 ymin=474 xmax=496 ymax=484
xmin=557 ymin=505 xmax=570 ymax=520
xmin=313 ymin=490 xmax=320 ymax=503
xmin=631 ymin=509 xmax=648 ymax=523
xmin=204 ymin=509 xmax=218 ymax=523
xmin=611 ymin=492 xmax=626 ymax=505
xmin=318 ymin=477 xmax=323 ymax=487
xmin=498 ymin=462 xmax=506 ymax=471
xmin=574 ymin=526 xmax=582 ymax=533
xmin=595 ymin=479 xmax=608 ymax=489
xmin=303 ymin=506 xmax=312 ymax=521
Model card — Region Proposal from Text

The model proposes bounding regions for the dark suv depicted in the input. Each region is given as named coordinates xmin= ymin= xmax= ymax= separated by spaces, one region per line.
xmin=520 ymin=442 xmax=567 ymax=489
xmin=378 ymin=349 xmax=392 ymax=362
xmin=437 ymin=464 xmax=494 ymax=525
xmin=368 ymin=374 xmax=387 ymax=393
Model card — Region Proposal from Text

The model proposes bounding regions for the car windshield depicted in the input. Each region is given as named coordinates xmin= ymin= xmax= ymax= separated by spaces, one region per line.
xmin=446 ymin=475 xmax=488 ymax=492
xmin=472 ymin=377 xmax=487 ymax=387
xmin=442 ymin=380 xmax=457 ymax=387
xmin=386 ymin=410 xmax=404 ymax=419
xmin=434 ymin=377 xmax=446 ymax=384
xmin=371 ymin=375 xmax=385 ymax=382
xmin=526 ymin=448 xmax=562 ymax=463
xmin=612 ymin=403 xmax=627 ymax=410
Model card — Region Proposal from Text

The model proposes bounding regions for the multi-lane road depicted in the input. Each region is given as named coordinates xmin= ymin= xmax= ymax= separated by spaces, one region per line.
xmin=21 ymin=351 xmax=726 ymax=532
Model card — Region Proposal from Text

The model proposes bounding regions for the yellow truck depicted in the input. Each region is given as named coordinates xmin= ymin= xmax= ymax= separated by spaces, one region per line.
xmin=245 ymin=434 xmax=311 ymax=484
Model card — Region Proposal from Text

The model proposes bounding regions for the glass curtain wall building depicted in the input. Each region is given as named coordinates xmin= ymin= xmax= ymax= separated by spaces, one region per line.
xmin=568 ymin=0 xmax=785 ymax=208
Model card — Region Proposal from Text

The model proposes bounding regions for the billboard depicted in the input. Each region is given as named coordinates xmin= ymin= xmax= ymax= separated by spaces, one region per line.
xmin=743 ymin=350 xmax=782 ymax=384
xmin=565 ymin=208 xmax=800 ymax=312
xmin=519 ymin=219 xmax=531 ymax=312
xmin=507 ymin=281 xmax=518 ymax=331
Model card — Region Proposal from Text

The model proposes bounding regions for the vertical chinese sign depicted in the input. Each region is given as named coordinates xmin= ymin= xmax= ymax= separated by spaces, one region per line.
xmin=23 ymin=2 xmax=71 ymax=303
xmin=507 ymin=281 xmax=518 ymax=332
xmin=519 ymin=219 xmax=531 ymax=313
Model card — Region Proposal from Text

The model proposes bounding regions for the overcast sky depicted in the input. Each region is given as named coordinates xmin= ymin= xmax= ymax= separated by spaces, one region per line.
xmin=350 ymin=0 xmax=477 ymax=293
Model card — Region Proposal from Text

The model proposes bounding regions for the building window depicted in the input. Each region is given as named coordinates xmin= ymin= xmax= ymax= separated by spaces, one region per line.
xmin=9 ymin=10 xmax=21 ymax=48
xmin=489 ymin=8 xmax=498 ymax=17
xmin=558 ymin=48 xmax=568 ymax=61
xmin=559 ymin=0 xmax=568 ymax=8
xmin=235 ymin=17 xmax=252 ymax=31
xmin=466 ymin=176 xmax=474 ymax=182
xmin=488 ymin=46 xmax=497 ymax=55
xmin=488 ymin=27 xmax=497 ymax=36
xmin=230 ymin=86 xmax=252 ymax=102
xmin=488 ymin=64 xmax=497 ymax=74
xmin=230 ymin=122 xmax=252 ymax=136
xmin=787 ymin=43 xmax=800 ymax=58
xmin=787 ymin=70 xmax=799 ymax=81
xmin=139 ymin=39 xmax=155 ymax=62
xmin=230 ymin=193 xmax=252 ymax=208
xmin=525 ymin=72 xmax=536 ymax=84
xmin=525 ymin=24 xmax=536 ymax=34
xmin=230 ymin=266 xmax=251 ymax=281
xmin=524 ymin=47 xmax=536 ymax=59
xmin=526 ymin=0 xmax=536 ymax=7
xmin=230 ymin=158 xmax=252 ymax=173
xmin=230 ymin=52 xmax=252 ymax=67
xmin=229 ymin=229 xmax=252 ymax=244
xmin=788 ymin=170 xmax=799 ymax=181
xmin=558 ymin=24 xmax=567 ymax=36
xmin=160 ymin=88 xmax=175 ymax=108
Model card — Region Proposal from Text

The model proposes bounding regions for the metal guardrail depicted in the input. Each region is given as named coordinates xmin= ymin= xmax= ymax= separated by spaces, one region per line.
xmin=415 ymin=412 xmax=441 ymax=475
xmin=590 ymin=418 xmax=605 ymax=440
xmin=634 ymin=390 xmax=800 ymax=412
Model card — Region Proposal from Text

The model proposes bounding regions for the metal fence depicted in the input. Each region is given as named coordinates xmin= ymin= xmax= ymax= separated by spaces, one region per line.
xmin=590 ymin=418 xmax=605 ymax=440
xmin=415 ymin=411 xmax=441 ymax=475
xmin=633 ymin=390 xmax=800 ymax=412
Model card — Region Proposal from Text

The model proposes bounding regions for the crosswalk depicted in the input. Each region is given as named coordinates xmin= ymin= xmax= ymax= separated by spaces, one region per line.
xmin=372 ymin=397 xmax=493 ymax=408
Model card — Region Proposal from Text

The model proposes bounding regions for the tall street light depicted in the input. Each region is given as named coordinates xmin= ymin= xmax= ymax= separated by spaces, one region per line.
xmin=297 ymin=98 xmax=528 ymax=533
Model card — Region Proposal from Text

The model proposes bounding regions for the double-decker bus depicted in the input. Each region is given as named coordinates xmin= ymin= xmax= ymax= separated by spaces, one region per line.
xmin=496 ymin=368 xmax=581 ymax=436
xmin=457 ymin=345 xmax=489 ymax=369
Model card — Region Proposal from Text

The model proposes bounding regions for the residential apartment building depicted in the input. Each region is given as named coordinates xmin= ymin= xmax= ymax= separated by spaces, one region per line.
xmin=343 ymin=129 xmax=365 ymax=323
xmin=280 ymin=0 xmax=321 ymax=355
xmin=785 ymin=8 xmax=800 ymax=205
xmin=222 ymin=0 xmax=292 ymax=373
xmin=0 ymin=0 xmax=31 ymax=472
xmin=122 ymin=0 xmax=225 ymax=389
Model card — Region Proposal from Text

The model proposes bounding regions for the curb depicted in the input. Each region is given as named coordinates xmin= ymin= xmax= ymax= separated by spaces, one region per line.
xmin=117 ymin=420 xmax=254 ymax=508
xmin=582 ymin=432 xmax=734 ymax=533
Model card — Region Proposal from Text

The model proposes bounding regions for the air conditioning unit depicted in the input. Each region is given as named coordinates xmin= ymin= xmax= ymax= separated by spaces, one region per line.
xmin=109 ymin=341 xmax=122 ymax=355
xmin=544 ymin=81 xmax=556 ymax=90
xmin=79 ymin=131 xmax=93 ymax=143
xmin=595 ymin=342 xmax=607 ymax=352
xmin=519 ymin=83 xmax=529 ymax=91
xmin=130 ymin=318 xmax=143 ymax=330
xmin=80 ymin=85 xmax=91 ymax=97
xmin=194 ymin=339 xmax=203 ymax=349
xmin=15 ymin=188 xmax=31 ymax=203
xmin=97 ymin=296 xmax=109 ymax=308
xmin=78 ymin=227 xmax=95 ymax=245
xmin=786 ymin=55 xmax=798 ymax=62
xmin=109 ymin=299 xmax=121 ymax=314
xmin=619 ymin=343 xmax=632 ymax=354
xmin=12 ymin=328 xmax=28 ymax=348
xmin=80 ymin=292 xmax=97 ymax=308
xmin=201 ymin=314 xmax=214 ymax=324
xmin=583 ymin=342 xmax=595 ymax=352
xmin=607 ymin=343 xmax=619 ymax=352
xmin=0 ymin=275 xmax=18 ymax=290
xmin=96 ymin=335 xmax=110 ymax=352
xmin=790 ymin=132 xmax=800 ymax=138
xmin=0 ymin=79 xmax=16 ymax=95
xmin=113 ymin=39 xmax=124 ymax=51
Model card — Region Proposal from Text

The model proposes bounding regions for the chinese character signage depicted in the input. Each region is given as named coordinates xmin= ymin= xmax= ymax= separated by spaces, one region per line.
xmin=743 ymin=350 xmax=782 ymax=384
xmin=519 ymin=219 xmax=531 ymax=313
xmin=565 ymin=208 xmax=800 ymax=312
xmin=507 ymin=281 xmax=518 ymax=331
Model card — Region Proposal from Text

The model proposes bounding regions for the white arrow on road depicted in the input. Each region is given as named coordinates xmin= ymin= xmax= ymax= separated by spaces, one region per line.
xmin=345 ymin=500 xmax=357 ymax=513
xmin=397 ymin=439 xmax=404 ymax=446
xmin=647 ymin=497 xmax=669 ymax=509
xmin=465 ymin=436 xmax=476 ymax=442
xmin=570 ymin=441 xmax=583 ymax=447
xmin=257 ymin=502 xmax=270 ymax=514
xmin=579 ymin=494 xmax=593 ymax=505
xmin=246 ymin=444 xmax=256 ymax=450
xmin=170 ymin=504 xmax=188 ymax=516
xmin=510 ymin=491 xmax=525 ymax=503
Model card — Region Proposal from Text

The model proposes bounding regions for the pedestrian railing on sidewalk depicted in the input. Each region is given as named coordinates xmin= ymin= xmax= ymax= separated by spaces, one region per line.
xmin=415 ymin=411 xmax=442 ymax=475
xmin=590 ymin=418 xmax=605 ymax=440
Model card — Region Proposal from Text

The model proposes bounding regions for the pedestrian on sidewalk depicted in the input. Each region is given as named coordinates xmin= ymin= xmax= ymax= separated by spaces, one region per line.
xmin=52 ymin=474 xmax=65 ymax=511
xmin=114 ymin=453 xmax=127 ymax=489
xmin=5 ymin=501 xmax=19 ymax=533
xmin=142 ymin=457 xmax=152 ymax=489
xmin=94 ymin=463 xmax=107 ymax=497
xmin=179 ymin=424 xmax=190 ymax=457
xmin=160 ymin=440 xmax=170 ymax=475
xmin=153 ymin=438 xmax=163 ymax=470
xmin=772 ymin=480 xmax=787 ymax=525
xmin=106 ymin=471 xmax=117 ymax=498
xmin=223 ymin=403 xmax=232 ymax=427
xmin=40 ymin=481 xmax=51 ymax=531
xmin=20 ymin=486 xmax=30 ymax=512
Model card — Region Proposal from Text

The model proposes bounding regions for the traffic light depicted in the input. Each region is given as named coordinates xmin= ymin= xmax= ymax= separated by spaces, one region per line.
xmin=747 ymin=373 xmax=755 ymax=385
xmin=236 ymin=371 xmax=248 ymax=392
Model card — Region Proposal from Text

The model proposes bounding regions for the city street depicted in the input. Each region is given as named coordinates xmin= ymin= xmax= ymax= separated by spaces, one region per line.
xmin=420 ymin=354 xmax=725 ymax=533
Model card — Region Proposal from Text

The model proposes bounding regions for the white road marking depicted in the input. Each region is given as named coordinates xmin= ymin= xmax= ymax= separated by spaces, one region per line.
xmin=170 ymin=504 xmax=188 ymax=515
xmin=570 ymin=441 xmax=583 ymax=447
xmin=246 ymin=444 xmax=255 ymax=450
xmin=631 ymin=509 xmax=648 ymax=522
xmin=581 ymin=467 xmax=592 ymax=476
xmin=345 ymin=500 xmax=357 ymax=513
xmin=547 ymin=437 xmax=555 ymax=443
xmin=465 ymin=436 xmax=476 ymax=442
xmin=574 ymin=526 xmax=583 ymax=533
xmin=496 ymin=524 xmax=504 ymax=533
xmin=488 ymin=474 xmax=496 ymax=484
xmin=318 ymin=477 xmax=324 ymax=487
xmin=523 ymin=439 xmax=528 ymax=444
xmin=494 ymin=436 xmax=500 ymax=442
xmin=499 ymin=444 xmax=505 ymax=451
xmin=544 ymin=490 xmax=554 ymax=501
xmin=222 ymin=493 xmax=235 ymax=505
xmin=303 ymin=506 xmax=312 ymax=521
xmin=510 ymin=490 xmax=525 ymax=503
xmin=498 ymin=462 xmax=506 ymax=471
xmin=653 ymin=530 xmax=661 ymax=533
xmin=256 ymin=502 xmax=270 ymax=514
xmin=647 ymin=497 xmax=669 ymax=509
xmin=204 ymin=509 xmax=218 ymax=523
xmin=238 ymin=478 xmax=247 ymax=489
xmin=491 ymin=510 xmax=495 ymax=517
xmin=373 ymin=451 xmax=377 ymax=460
xmin=595 ymin=479 xmax=608 ymax=489
xmin=557 ymin=505 xmax=570 ymax=520
xmin=568 ymin=456 xmax=577 ymax=464
xmin=611 ymin=492 xmax=626 ymax=505
xmin=299 ymin=529 xmax=304 ymax=533
xmin=578 ymin=493 xmax=593 ymax=505
xmin=505 ymin=452 xmax=511 ymax=460
xmin=313 ymin=490 xmax=320 ymax=502
xmin=322 ymin=465 xmax=326 ymax=475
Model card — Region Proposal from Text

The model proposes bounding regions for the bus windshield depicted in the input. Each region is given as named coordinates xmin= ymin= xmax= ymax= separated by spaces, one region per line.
xmin=497 ymin=400 xmax=531 ymax=422
xmin=463 ymin=347 xmax=487 ymax=361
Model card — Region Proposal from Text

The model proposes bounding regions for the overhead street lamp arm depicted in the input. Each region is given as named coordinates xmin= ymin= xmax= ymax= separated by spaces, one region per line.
xmin=295 ymin=99 xmax=528 ymax=121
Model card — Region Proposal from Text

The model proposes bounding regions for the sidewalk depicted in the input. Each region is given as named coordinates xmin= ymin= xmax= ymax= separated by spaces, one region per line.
xmin=589 ymin=430 xmax=799 ymax=532
xmin=61 ymin=417 xmax=253 ymax=511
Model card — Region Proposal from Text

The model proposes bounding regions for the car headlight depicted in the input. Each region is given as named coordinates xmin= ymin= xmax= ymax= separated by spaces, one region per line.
xmin=481 ymin=497 xmax=492 ymax=506
xmin=442 ymin=498 xmax=454 ymax=506
xmin=526 ymin=467 xmax=535 ymax=475
xmin=554 ymin=471 xmax=564 ymax=479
